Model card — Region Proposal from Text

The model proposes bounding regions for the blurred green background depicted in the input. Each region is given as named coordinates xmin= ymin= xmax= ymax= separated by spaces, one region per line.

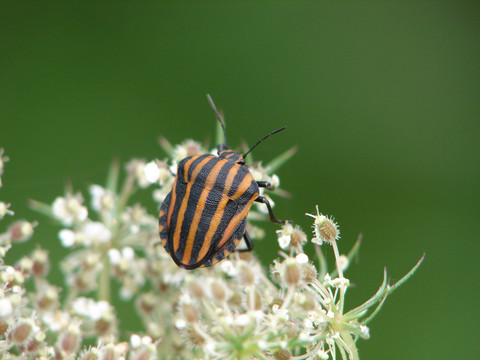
xmin=1 ymin=1 xmax=479 ymax=359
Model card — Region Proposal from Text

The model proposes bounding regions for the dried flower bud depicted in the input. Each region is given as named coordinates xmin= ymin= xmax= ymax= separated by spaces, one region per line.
xmin=136 ymin=292 xmax=156 ymax=315
xmin=185 ymin=327 xmax=206 ymax=347
xmin=32 ymin=248 xmax=50 ymax=277
xmin=306 ymin=206 xmax=340 ymax=245
xmin=274 ymin=349 xmax=292 ymax=360
xmin=189 ymin=281 xmax=205 ymax=299
xmin=209 ymin=279 xmax=227 ymax=303
xmin=23 ymin=331 xmax=46 ymax=353
xmin=8 ymin=220 xmax=36 ymax=243
xmin=98 ymin=343 xmax=126 ymax=360
xmin=301 ymin=263 xmax=318 ymax=284
xmin=0 ymin=320 xmax=8 ymax=336
xmin=181 ymin=303 xmax=199 ymax=323
xmin=95 ymin=315 xmax=114 ymax=336
xmin=238 ymin=262 xmax=255 ymax=285
xmin=36 ymin=285 xmax=59 ymax=310
xmin=78 ymin=347 xmax=99 ymax=360
xmin=284 ymin=258 xmax=301 ymax=287
xmin=57 ymin=324 xmax=82 ymax=355
xmin=290 ymin=226 xmax=307 ymax=253
xmin=7 ymin=318 xmax=36 ymax=345
xmin=15 ymin=257 xmax=33 ymax=277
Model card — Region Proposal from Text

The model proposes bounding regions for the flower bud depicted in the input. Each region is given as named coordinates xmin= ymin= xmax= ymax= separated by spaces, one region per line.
xmin=274 ymin=349 xmax=292 ymax=360
xmin=181 ymin=303 xmax=199 ymax=323
xmin=7 ymin=318 xmax=36 ymax=345
xmin=136 ymin=292 xmax=156 ymax=315
xmin=238 ymin=262 xmax=255 ymax=286
xmin=301 ymin=263 xmax=318 ymax=284
xmin=189 ymin=281 xmax=205 ymax=299
xmin=77 ymin=347 xmax=99 ymax=360
xmin=306 ymin=206 xmax=340 ymax=245
xmin=284 ymin=259 xmax=301 ymax=287
xmin=8 ymin=220 xmax=35 ymax=243
xmin=290 ymin=226 xmax=307 ymax=252
xmin=32 ymin=248 xmax=50 ymax=277
xmin=209 ymin=279 xmax=227 ymax=303
xmin=57 ymin=324 xmax=82 ymax=355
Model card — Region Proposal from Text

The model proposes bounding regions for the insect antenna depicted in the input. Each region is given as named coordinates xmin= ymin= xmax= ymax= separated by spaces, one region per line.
xmin=243 ymin=126 xmax=287 ymax=160
xmin=206 ymin=94 xmax=229 ymax=148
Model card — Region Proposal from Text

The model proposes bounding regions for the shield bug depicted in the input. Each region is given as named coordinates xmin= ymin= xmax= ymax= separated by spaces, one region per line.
xmin=158 ymin=95 xmax=287 ymax=269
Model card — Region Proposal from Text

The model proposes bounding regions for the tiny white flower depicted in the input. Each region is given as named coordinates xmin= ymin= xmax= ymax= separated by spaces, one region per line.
xmin=296 ymin=253 xmax=309 ymax=264
xmin=317 ymin=349 xmax=329 ymax=359
xmin=257 ymin=340 xmax=268 ymax=350
xmin=59 ymin=229 xmax=76 ymax=247
xmin=89 ymin=185 xmax=115 ymax=213
xmin=303 ymin=317 xmax=314 ymax=329
xmin=172 ymin=146 xmax=187 ymax=163
xmin=271 ymin=174 xmax=280 ymax=188
xmin=219 ymin=259 xmax=238 ymax=277
xmin=276 ymin=223 xmax=293 ymax=249
xmin=144 ymin=161 xmax=161 ymax=183
xmin=130 ymin=334 xmax=141 ymax=348
xmin=52 ymin=193 xmax=88 ymax=226
xmin=141 ymin=335 xmax=152 ymax=346
xmin=83 ymin=222 xmax=112 ymax=245
xmin=299 ymin=330 xmax=311 ymax=342
xmin=120 ymin=287 xmax=134 ymax=301
xmin=0 ymin=297 xmax=13 ymax=319
xmin=72 ymin=297 xmax=111 ymax=321
xmin=174 ymin=319 xmax=186 ymax=329
xmin=108 ymin=248 xmax=121 ymax=264
xmin=360 ymin=325 xmax=370 ymax=339
xmin=126 ymin=159 xmax=152 ymax=188
xmin=204 ymin=342 xmax=217 ymax=356
xmin=235 ymin=314 xmax=250 ymax=326
xmin=277 ymin=234 xmax=290 ymax=249
xmin=0 ymin=202 xmax=14 ymax=219
xmin=122 ymin=246 xmax=135 ymax=260
xmin=330 ymin=277 xmax=350 ymax=288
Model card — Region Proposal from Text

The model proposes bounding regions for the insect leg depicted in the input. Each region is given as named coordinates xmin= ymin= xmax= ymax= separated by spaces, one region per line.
xmin=236 ymin=230 xmax=253 ymax=252
xmin=256 ymin=181 xmax=273 ymax=190
xmin=255 ymin=195 xmax=284 ymax=224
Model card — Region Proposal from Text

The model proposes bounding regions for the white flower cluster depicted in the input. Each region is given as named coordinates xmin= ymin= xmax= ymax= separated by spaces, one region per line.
xmin=0 ymin=141 xmax=422 ymax=360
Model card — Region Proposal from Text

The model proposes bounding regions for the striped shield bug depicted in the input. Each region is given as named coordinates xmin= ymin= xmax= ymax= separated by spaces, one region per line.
xmin=158 ymin=95 xmax=287 ymax=269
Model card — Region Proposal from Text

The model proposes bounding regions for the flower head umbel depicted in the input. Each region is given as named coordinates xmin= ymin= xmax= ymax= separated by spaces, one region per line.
xmin=1 ymin=126 xmax=423 ymax=360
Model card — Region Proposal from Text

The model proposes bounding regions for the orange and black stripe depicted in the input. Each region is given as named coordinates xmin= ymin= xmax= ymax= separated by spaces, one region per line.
xmin=158 ymin=151 xmax=259 ymax=269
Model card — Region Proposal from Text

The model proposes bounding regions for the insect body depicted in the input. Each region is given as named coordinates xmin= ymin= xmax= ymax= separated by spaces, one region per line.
xmin=158 ymin=95 xmax=286 ymax=269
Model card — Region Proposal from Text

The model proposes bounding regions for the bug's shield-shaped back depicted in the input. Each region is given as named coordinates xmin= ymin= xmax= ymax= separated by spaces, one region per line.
xmin=158 ymin=153 xmax=259 ymax=269
xmin=158 ymin=185 xmax=254 ymax=269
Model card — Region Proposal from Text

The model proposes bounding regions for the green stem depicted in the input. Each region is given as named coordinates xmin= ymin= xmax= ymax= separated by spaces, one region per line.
xmin=98 ymin=250 xmax=111 ymax=302
xmin=339 ymin=331 xmax=359 ymax=360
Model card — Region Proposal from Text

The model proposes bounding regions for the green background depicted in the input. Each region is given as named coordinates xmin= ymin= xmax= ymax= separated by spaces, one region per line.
xmin=1 ymin=1 xmax=479 ymax=359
